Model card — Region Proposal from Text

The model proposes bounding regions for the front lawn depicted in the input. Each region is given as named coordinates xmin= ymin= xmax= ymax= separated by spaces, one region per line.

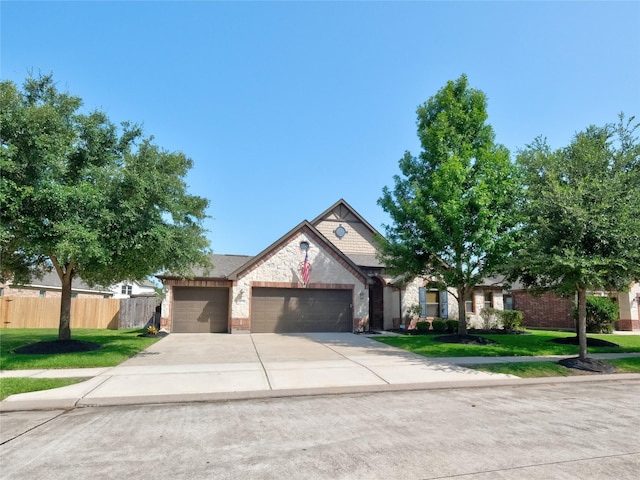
xmin=374 ymin=330 xmax=640 ymax=357
xmin=0 ymin=377 xmax=85 ymax=401
xmin=0 ymin=328 xmax=162 ymax=370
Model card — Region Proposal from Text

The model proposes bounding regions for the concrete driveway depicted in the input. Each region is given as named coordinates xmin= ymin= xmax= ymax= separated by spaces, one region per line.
xmin=113 ymin=332 xmax=512 ymax=391
xmin=1 ymin=333 xmax=518 ymax=411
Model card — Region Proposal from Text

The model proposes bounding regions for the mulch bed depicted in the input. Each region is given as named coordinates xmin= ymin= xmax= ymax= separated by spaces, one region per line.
xmin=558 ymin=357 xmax=616 ymax=373
xmin=13 ymin=340 xmax=103 ymax=355
xmin=550 ymin=336 xmax=620 ymax=348
xmin=137 ymin=331 xmax=170 ymax=338
xmin=468 ymin=328 xmax=530 ymax=335
xmin=433 ymin=334 xmax=497 ymax=345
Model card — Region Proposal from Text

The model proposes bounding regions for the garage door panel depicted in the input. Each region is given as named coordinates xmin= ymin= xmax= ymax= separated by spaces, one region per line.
xmin=173 ymin=287 xmax=229 ymax=333
xmin=251 ymin=288 xmax=352 ymax=333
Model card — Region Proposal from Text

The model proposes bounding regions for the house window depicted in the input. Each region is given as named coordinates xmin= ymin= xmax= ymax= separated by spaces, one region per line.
xmin=39 ymin=290 xmax=46 ymax=297
xmin=465 ymin=290 xmax=474 ymax=314
xmin=419 ymin=288 xmax=440 ymax=318
xmin=484 ymin=292 xmax=493 ymax=309
xmin=121 ymin=284 xmax=132 ymax=295
xmin=503 ymin=295 xmax=513 ymax=310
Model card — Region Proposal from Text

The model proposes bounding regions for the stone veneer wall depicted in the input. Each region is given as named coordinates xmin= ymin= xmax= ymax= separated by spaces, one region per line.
xmin=230 ymin=232 xmax=369 ymax=333
xmin=466 ymin=289 xmax=504 ymax=328
xmin=386 ymin=277 xmax=458 ymax=329
xmin=160 ymin=285 xmax=172 ymax=330
xmin=616 ymin=283 xmax=640 ymax=331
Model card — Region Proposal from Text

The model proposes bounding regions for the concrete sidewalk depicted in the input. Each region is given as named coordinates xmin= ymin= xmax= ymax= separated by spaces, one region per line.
xmin=2 ymin=332 xmax=639 ymax=412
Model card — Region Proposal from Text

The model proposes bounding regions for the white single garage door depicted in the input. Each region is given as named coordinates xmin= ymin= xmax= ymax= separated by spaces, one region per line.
xmin=251 ymin=288 xmax=352 ymax=333
xmin=172 ymin=287 xmax=229 ymax=333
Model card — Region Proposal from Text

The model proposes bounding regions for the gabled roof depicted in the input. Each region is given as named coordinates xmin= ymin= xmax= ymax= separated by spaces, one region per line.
xmin=157 ymin=254 xmax=254 ymax=280
xmin=227 ymin=220 xmax=371 ymax=285
xmin=310 ymin=198 xmax=384 ymax=239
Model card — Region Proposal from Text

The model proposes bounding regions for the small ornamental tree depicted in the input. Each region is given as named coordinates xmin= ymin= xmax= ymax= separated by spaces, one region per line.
xmin=0 ymin=75 xmax=211 ymax=341
xmin=378 ymin=74 xmax=520 ymax=334
xmin=509 ymin=115 xmax=640 ymax=359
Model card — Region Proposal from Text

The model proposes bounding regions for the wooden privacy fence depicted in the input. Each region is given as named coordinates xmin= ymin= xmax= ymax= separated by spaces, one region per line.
xmin=118 ymin=297 xmax=161 ymax=329
xmin=0 ymin=297 xmax=160 ymax=330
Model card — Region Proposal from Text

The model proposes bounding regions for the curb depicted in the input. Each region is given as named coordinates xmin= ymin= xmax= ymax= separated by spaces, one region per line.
xmin=3 ymin=373 xmax=639 ymax=412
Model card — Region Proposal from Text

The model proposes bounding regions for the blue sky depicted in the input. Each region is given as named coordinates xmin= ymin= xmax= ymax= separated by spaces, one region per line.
xmin=2 ymin=1 xmax=639 ymax=256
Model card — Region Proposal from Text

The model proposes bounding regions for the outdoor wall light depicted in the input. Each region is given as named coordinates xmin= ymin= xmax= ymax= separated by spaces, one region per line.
xmin=300 ymin=241 xmax=309 ymax=251
xmin=359 ymin=290 xmax=365 ymax=300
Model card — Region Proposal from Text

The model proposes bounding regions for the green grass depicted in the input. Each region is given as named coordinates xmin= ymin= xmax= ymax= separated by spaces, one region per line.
xmin=467 ymin=357 xmax=640 ymax=378
xmin=0 ymin=328 xmax=162 ymax=370
xmin=0 ymin=377 xmax=85 ymax=401
xmin=607 ymin=356 xmax=640 ymax=373
xmin=374 ymin=330 xmax=640 ymax=358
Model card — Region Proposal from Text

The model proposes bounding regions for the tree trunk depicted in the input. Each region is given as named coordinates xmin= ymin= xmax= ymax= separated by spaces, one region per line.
xmin=457 ymin=286 xmax=467 ymax=335
xmin=576 ymin=287 xmax=588 ymax=360
xmin=59 ymin=272 xmax=72 ymax=340
xmin=51 ymin=256 xmax=74 ymax=341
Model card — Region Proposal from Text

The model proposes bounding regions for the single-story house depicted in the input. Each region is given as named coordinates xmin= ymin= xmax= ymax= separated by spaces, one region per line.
xmin=0 ymin=271 xmax=113 ymax=298
xmin=157 ymin=199 xmax=640 ymax=334
xmin=157 ymin=199 xmax=462 ymax=333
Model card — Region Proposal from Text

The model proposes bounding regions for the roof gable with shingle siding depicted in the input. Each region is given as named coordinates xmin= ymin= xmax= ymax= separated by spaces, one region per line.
xmin=311 ymin=199 xmax=382 ymax=257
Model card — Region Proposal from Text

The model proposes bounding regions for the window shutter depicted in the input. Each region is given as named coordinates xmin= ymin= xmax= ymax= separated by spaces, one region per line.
xmin=419 ymin=287 xmax=427 ymax=317
xmin=440 ymin=290 xmax=448 ymax=318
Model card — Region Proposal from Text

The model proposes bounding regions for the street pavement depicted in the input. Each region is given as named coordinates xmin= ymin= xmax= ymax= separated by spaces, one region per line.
xmin=1 ymin=379 xmax=639 ymax=479
xmin=2 ymin=332 xmax=639 ymax=412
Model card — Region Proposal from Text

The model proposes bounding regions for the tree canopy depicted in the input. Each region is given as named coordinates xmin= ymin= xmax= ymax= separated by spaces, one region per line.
xmin=378 ymin=74 xmax=519 ymax=334
xmin=509 ymin=115 xmax=640 ymax=359
xmin=0 ymin=74 xmax=211 ymax=340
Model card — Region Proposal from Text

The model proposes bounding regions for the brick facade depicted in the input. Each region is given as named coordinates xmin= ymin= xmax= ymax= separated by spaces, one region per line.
xmin=512 ymin=291 xmax=574 ymax=330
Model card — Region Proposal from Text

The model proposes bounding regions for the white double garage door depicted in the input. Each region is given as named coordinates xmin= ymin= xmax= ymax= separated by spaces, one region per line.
xmin=172 ymin=287 xmax=352 ymax=333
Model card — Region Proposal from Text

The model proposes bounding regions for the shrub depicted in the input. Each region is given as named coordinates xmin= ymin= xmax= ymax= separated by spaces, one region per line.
xmin=445 ymin=319 xmax=459 ymax=333
xmin=574 ymin=296 xmax=619 ymax=333
xmin=146 ymin=325 xmax=159 ymax=335
xmin=404 ymin=304 xmax=423 ymax=322
xmin=498 ymin=310 xmax=524 ymax=331
xmin=479 ymin=307 xmax=498 ymax=330
xmin=416 ymin=321 xmax=430 ymax=333
xmin=432 ymin=319 xmax=447 ymax=333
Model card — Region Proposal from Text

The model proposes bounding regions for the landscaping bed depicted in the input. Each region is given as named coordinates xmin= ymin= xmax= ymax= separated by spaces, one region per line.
xmin=0 ymin=328 xmax=163 ymax=370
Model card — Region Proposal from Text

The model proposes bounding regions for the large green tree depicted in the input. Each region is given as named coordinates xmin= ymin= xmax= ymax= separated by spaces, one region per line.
xmin=0 ymin=75 xmax=211 ymax=340
xmin=510 ymin=115 xmax=640 ymax=360
xmin=378 ymin=74 xmax=519 ymax=334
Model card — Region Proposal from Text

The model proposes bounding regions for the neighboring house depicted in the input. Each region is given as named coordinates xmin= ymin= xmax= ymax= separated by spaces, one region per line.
xmin=110 ymin=280 xmax=158 ymax=299
xmin=0 ymin=271 xmax=113 ymax=298
xmin=511 ymin=283 xmax=640 ymax=332
xmin=157 ymin=199 xmax=458 ymax=334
